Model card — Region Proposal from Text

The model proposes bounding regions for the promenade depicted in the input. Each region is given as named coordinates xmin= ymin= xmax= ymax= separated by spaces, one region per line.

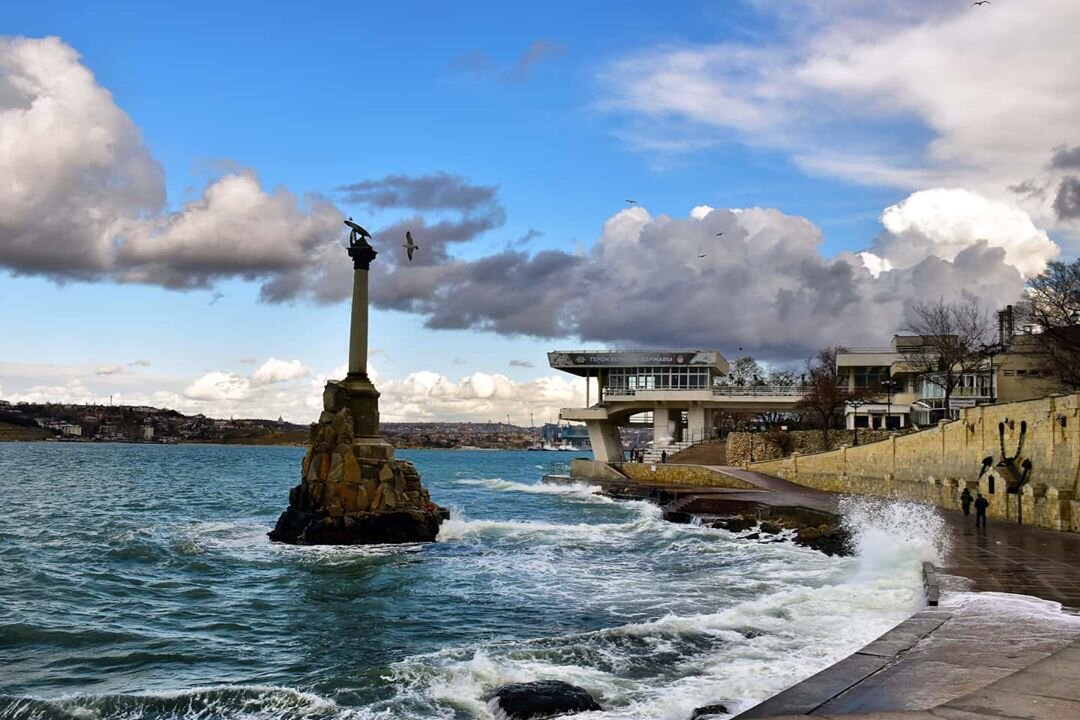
xmin=589 ymin=465 xmax=1080 ymax=719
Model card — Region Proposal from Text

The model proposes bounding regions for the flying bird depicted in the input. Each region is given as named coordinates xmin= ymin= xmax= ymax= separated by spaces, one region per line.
xmin=715 ymin=232 xmax=723 ymax=237
xmin=972 ymin=1 xmax=990 ymax=5
xmin=697 ymin=253 xmax=707 ymax=259
xmin=344 ymin=217 xmax=372 ymax=239
xmin=626 ymin=199 xmax=637 ymax=205
xmin=403 ymin=231 xmax=418 ymax=262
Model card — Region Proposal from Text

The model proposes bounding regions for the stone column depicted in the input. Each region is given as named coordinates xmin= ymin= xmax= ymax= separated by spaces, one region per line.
xmin=342 ymin=232 xmax=391 ymax=456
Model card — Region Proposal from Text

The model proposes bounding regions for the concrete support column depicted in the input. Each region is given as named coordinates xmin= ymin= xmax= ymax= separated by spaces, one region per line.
xmin=688 ymin=406 xmax=707 ymax=443
xmin=586 ymin=419 xmax=623 ymax=463
xmin=653 ymin=407 xmax=671 ymax=447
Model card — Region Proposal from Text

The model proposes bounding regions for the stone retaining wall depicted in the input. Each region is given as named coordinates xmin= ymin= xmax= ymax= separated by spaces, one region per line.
xmin=571 ymin=458 xmax=754 ymax=489
xmin=750 ymin=394 xmax=1080 ymax=532
xmin=727 ymin=429 xmax=899 ymax=466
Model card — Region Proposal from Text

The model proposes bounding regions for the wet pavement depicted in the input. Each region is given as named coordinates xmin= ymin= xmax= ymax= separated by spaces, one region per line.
xmin=581 ymin=464 xmax=1080 ymax=719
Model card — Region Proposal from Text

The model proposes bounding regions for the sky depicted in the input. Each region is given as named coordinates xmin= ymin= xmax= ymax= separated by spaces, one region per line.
xmin=1 ymin=0 xmax=1079 ymax=423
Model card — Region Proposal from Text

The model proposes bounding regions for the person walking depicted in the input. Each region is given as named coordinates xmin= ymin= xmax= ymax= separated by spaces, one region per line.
xmin=974 ymin=492 xmax=989 ymax=529
xmin=960 ymin=487 xmax=973 ymax=517
xmin=661 ymin=450 xmax=667 ymax=464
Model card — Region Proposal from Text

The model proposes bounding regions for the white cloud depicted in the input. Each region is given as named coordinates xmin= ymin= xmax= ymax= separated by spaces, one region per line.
xmin=1 ymin=358 xmax=584 ymax=425
xmin=872 ymin=189 xmax=1059 ymax=278
xmin=600 ymin=1 xmax=1080 ymax=234
xmin=250 ymin=358 xmax=312 ymax=385
xmin=0 ymin=36 xmax=342 ymax=294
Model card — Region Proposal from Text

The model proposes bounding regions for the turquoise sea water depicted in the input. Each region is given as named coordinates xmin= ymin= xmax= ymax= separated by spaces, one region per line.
xmin=1 ymin=444 xmax=930 ymax=719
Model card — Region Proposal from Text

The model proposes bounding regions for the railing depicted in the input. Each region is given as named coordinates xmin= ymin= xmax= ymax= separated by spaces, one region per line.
xmin=712 ymin=385 xmax=809 ymax=397
xmin=603 ymin=385 xmax=807 ymax=399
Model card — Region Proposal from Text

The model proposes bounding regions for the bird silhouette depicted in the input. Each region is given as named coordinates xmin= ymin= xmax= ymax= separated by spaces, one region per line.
xmin=697 ymin=253 xmax=707 ymax=259
xmin=972 ymin=1 xmax=990 ymax=5
xmin=403 ymin=231 xmax=418 ymax=262
xmin=626 ymin=199 xmax=637 ymax=205
xmin=715 ymin=232 xmax=723 ymax=237
xmin=344 ymin=217 xmax=372 ymax=239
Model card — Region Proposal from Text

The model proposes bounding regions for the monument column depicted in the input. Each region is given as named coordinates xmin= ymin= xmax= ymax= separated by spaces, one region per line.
xmin=341 ymin=223 xmax=390 ymax=452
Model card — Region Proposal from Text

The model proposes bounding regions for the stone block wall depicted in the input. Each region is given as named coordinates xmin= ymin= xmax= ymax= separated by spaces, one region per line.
xmin=750 ymin=393 xmax=1080 ymax=533
xmin=726 ymin=429 xmax=898 ymax=466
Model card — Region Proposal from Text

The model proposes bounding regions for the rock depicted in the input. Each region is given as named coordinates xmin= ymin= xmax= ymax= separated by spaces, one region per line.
xmin=744 ymin=532 xmax=760 ymax=540
xmin=354 ymin=486 xmax=369 ymax=512
xmin=327 ymin=454 xmax=344 ymax=482
xmin=380 ymin=483 xmax=397 ymax=509
xmin=370 ymin=483 xmax=385 ymax=511
xmin=342 ymin=453 xmax=361 ymax=484
xmin=712 ymin=516 xmax=755 ymax=532
xmin=691 ymin=703 xmax=730 ymax=719
xmin=489 ymin=681 xmax=602 ymax=720
xmin=760 ymin=521 xmax=782 ymax=535
xmin=378 ymin=464 xmax=393 ymax=482
xmin=318 ymin=454 xmax=331 ymax=481
xmin=305 ymin=454 xmax=322 ymax=482
xmin=797 ymin=527 xmax=821 ymax=541
xmin=268 ymin=507 xmax=446 ymax=545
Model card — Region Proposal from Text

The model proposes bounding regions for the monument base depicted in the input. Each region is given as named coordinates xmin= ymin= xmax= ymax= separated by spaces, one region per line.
xmin=268 ymin=380 xmax=448 ymax=546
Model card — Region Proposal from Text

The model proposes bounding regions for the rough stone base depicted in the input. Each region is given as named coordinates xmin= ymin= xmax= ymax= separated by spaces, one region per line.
xmin=268 ymin=379 xmax=447 ymax=545
xmin=268 ymin=507 xmax=447 ymax=545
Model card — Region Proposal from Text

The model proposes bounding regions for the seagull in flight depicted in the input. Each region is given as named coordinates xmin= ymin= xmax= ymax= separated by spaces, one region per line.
xmin=715 ymin=232 xmax=723 ymax=237
xmin=697 ymin=253 xmax=707 ymax=259
xmin=972 ymin=1 xmax=990 ymax=5
xmin=626 ymin=199 xmax=637 ymax=205
xmin=403 ymin=231 xmax=418 ymax=262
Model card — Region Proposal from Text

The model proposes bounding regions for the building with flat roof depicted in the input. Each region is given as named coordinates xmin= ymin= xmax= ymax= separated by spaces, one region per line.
xmin=549 ymin=350 xmax=804 ymax=462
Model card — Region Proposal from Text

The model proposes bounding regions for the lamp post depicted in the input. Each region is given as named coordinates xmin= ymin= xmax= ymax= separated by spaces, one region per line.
xmin=880 ymin=378 xmax=900 ymax=430
xmin=979 ymin=342 xmax=1006 ymax=405
xmin=847 ymin=399 xmax=867 ymax=445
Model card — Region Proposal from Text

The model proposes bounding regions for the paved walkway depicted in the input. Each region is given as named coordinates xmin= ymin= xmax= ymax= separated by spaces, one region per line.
xmin=691 ymin=467 xmax=1080 ymax=720
xmin=589 ymin=464 xmax=1080 ymax=719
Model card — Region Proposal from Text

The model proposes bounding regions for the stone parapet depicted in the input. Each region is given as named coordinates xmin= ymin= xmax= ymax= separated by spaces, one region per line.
xmin=749 ymin=393 xmax=1080 ymax=533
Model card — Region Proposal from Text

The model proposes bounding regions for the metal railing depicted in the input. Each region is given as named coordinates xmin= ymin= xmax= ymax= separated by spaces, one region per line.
xmin=603 ymin=384 xmax=808 ymax=399
xmin=712 ymin=385 xmax=809 ymax=397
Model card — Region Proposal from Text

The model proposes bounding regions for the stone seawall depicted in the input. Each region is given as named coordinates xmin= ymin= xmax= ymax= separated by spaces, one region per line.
xmin=750 ymin=393 xmax=1080 ymax=532
xmin=570 ymin=458 xmax=755 ymax=489
xmin=727 ymin=428 xmax=899 ymax=466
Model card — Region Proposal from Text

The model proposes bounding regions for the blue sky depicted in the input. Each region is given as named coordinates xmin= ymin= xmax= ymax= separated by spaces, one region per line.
xmin=1 ymin=1 xmax=1077 ymax=421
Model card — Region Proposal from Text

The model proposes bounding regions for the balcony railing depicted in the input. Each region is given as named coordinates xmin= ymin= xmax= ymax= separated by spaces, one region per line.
xmin=602 ymin=385 xmax=808 ymax=398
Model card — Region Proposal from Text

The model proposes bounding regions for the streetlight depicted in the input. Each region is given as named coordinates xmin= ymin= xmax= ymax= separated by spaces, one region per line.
xmin=979 ymin=342 xmax=1006 ymax=405
xmin=847 ymin=399 xmax=867 ymax=445
xmin=879 ymin=377 xmax=900 ymax=430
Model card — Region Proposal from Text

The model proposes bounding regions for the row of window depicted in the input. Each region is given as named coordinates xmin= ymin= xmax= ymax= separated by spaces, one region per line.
xmin=607 ymin=366 xmax=712 ymax=391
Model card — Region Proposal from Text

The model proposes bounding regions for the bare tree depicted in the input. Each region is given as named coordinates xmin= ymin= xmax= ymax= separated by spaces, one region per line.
xmin=718 ymin=356 xmax=765 ymax=387
xmin=901 ymin=299 xmax=993 ymax=421
xmin=797 ymin=347 xmax=865 ymax=449
xmin=1020 ymin=260 xmax=1080 ymax=389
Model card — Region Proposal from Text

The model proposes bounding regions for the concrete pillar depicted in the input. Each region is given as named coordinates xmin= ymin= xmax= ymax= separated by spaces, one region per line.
xmin=688 ymin=406 xmax=707 ymax=443
xmin=653 ymin=407 xmax=671 ymax=447
xmin=586 ymin=419 xmax=624 ymax=463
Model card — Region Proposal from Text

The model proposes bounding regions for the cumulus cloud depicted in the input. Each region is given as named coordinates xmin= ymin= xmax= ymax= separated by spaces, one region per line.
xmin=250 ymin=358 xmax=312 ymax=385
xmin=367 ymin=200 xmax=1038 ymax=358
xmin=599 ymin=1 xmax=1080 ymax=233
xmin=869 ymin=189 xmax=1058 ymax=277
xmin=0 ymin=36 xmax=341 ymax=296
xmin=2 ymin=359 xmax=584 ymax=425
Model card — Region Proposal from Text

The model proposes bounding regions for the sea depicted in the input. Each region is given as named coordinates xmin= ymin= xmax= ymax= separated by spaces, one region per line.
xmin=0 ymin=444 xmax=944 ymax=720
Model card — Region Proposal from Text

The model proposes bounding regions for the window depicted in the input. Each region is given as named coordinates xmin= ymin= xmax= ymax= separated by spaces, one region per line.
xmin=855 ymin=366 xmax=888 ymax=388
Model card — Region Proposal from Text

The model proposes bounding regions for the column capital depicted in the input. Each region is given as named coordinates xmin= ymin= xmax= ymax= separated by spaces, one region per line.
xmin=347 ymin=241 xmax=378 ymax=270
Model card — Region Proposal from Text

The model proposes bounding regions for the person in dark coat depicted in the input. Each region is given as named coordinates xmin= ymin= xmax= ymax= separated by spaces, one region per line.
xmin=661 ymin=450 xmax=667 ymax=464
xmin=974 ymin=492 xmax=989 ymax=529
xmin=960 ymin=488 xmax=973 ymax=517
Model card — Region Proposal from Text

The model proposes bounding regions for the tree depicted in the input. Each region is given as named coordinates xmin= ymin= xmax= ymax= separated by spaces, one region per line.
xmin=797 ymin=347 xmax=864 ymax=449
xmin=1020 ymin=260 xmax=1080 ymax=389
xmin=719 ymin=356 xmax=765 ymax=387
xmin=901 ymin=299 xmax=993 ymax=421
